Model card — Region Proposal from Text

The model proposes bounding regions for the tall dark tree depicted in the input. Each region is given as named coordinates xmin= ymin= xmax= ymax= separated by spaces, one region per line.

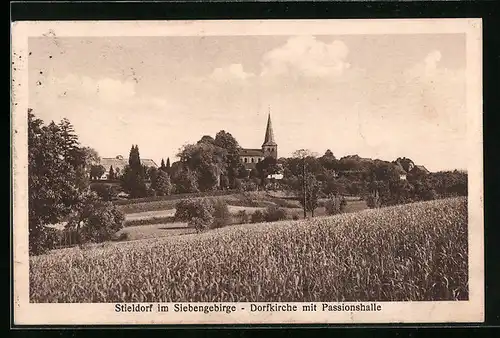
xmin=108 ymin=165 xmax=115 ymax=180
xmin=148 ymin=167 xmax=159 ymax=188
xmin=160 ymin=158 xmax=166 ymax=171
xmin=121 ymin=144 xmax=147 ymax=198
xmin=166 ymin=157 xmax=171 ymax=170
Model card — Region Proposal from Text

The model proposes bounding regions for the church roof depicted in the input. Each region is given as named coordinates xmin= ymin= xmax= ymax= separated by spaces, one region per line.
xmin=240 ymin=148 xmax=263 ymax=157
xmin=262 ymin=113 xmax=277 ymax=147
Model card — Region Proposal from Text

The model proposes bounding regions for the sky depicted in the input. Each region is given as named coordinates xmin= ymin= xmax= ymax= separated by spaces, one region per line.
xmin=28 ymin=34 xmax=466 ymax=172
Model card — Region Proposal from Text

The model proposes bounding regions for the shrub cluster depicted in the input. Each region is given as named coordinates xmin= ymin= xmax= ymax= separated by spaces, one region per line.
xmin=324 ymin=195 xmax=347 ymax=215
xmin=91 ymin=183 xmax=120 ymax=201
xmin=250 ymin=206 xmax=287 ymax=224
xmin=174 ymin=198 xmax=230 ymax=232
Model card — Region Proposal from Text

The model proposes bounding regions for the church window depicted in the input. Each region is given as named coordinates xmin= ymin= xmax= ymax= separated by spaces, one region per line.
xmin=251 ymin=158 xmax=255 ymax=163
xmin=244 ymin=158 xmax=248 ymax=163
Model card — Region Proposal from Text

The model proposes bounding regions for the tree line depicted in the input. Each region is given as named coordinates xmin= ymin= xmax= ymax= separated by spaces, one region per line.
xmin=93 ymin=125 xmax=467 ymax=218
xmin=28 ymin=110 xmax=124 ymax=255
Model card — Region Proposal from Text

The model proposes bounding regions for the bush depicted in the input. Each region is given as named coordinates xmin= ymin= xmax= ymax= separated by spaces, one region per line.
xmin=67 ymin=192 xmax=126 ymax=244
xmin=251 ymin=210 xmax=266 ymax=223
xmin=366 ymin=191 xmax=381 ymax=209
xmin=113 ymin=232 xmax=130 ymax=242
xmin=292 ymin=213 xmax=300 ymax=221
xmin=234 ymin=178 xmax=243 ymax=191
xmin=242 ymin=181 xmax=259 ymax=192
xmin=90 ymin=183 xmax=118 ymax=201
xmin=264 ymin=206 xmax=287 ymax=222
xmin=146 ymin=187 xmax=157 ymax=197
xmin=174 ymin=198 xmax=229 ymax=232
xmin=236 ymin=210 xmax=249 ymax=224
xmin=30 ymin=227 xmax=61 ymax=253
xmin=325 ymin=195 xmax=347 ymax=215
xmin=210 ymin=199 xmax=231 ymax=229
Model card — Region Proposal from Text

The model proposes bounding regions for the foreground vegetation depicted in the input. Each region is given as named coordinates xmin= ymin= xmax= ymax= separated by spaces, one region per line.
xmin=30 ymin=197 xmax=468 ymax=303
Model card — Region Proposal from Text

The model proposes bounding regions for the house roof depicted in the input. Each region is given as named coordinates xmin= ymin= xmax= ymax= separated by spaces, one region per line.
xmin=101 ymin=157 xmax=158 ymax=171
xmin=240 ymin=148 xmax=263 ymax=157
xmin=412 ymin=165 xmax=430 ymax=174
xmin=141 ymin=159 xmax=158 ymax=168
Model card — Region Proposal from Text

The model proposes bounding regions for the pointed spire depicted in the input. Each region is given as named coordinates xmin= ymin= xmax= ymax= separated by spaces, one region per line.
xmin=262 ymin=110 xmax=277 ymax=146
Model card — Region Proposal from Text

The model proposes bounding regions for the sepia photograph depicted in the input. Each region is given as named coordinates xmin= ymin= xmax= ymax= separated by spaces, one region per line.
xmin=12 ymin=19 xmax=483 ymax=324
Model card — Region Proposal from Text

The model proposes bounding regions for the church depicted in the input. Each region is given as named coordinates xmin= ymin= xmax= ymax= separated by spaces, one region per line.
xmin=239 ymin=113 xmax=278 ymax=171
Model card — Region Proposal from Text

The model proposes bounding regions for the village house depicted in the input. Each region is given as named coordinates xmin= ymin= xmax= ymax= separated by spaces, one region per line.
xmin=98 ymin=155 xmax=158 ymax=180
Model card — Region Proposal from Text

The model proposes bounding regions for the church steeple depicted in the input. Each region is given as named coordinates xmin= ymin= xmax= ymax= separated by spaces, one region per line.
xmin=262 ymin=110 xmax=278 ymax=159
xmin=262 ymin=113 xmax=277 ymax=147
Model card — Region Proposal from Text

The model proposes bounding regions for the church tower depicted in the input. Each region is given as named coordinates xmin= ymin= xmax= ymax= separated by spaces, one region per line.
xmin=262 ymin=113 xmax=278 ymax=159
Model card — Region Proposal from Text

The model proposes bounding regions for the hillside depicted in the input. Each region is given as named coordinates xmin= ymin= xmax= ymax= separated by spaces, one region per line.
xmin=30 ymin=197 xmax=468 ymax=303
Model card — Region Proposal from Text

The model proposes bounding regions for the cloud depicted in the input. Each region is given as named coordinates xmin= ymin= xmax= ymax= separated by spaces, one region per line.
xmin=32 ymin=73 xmax=184 ymax=132
xmin=45 ymin=74 xmax=137 ymax=104
xmin=210 ymin=63 xmax=255 ymax=82
xmin=260 ymin=36 xmax=351 ymax=78
xmin=396 ymin=50 xmax=466 ymax=136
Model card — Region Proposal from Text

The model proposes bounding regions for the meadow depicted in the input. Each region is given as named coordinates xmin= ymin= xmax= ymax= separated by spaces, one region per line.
xmin=30 ymin=197 xmax=468 ymax=303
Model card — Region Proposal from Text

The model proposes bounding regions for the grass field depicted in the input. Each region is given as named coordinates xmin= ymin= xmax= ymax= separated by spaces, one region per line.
xmin=116 ymin=191 xmax=303 ymax=214
xmin=30 ymin=197 xmax=468 ymax=303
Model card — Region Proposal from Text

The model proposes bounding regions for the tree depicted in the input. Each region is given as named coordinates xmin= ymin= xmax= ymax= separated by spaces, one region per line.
xmin=160 ymin=159 xmax=166 ymax=172
xmin=154 ymin=170 xmax=172 ymax=196
xmin=174 ymin=198 xmax=229 ymax=232
xmin=90 ymin=183 xmax=118 ymax=201
xmin=66 ymin=190 xmax=124 ymax=244
xmin=292 ymin=149 xmax=317 ymax=217
xmin=90 ymin=164 xmax=106 ymax=180
xmin=166 ymin=157 xmax=171 ymax=170
xmin=256 ymin=156 xmax=279 ymax=187
xmin=237 ymin=164 xmax=249 ymax=179
xmin=114 ymin=167 xmax=121 ymax=178
xmin=301 ymin=173 xmax=320 ymax=217
xmin=197 ymin=135 xmax=215 ymax=145
xmin=173 ymin=167 xmax=199 ymax=193
xmin=324 ymin=194 xmax=347 ymax=215
xmin=177 ymin=142 xmax=226 ymax=192
xmin=366 ymin=190 xmax=381 ymax=208
xmin=214 ymin=130 xmax=241 ymax=188
xmin=27 ymin=111 xmax=100 ymax=254
xmin=319 ymin=149 xmax=338 ymax=172
xmin=121 ymin=145 xmax=147 ymax=198
xmin=108 ymin=166 xmax=115 ymax=180
xmin=148 ymin=167 xmax=158 ymax=187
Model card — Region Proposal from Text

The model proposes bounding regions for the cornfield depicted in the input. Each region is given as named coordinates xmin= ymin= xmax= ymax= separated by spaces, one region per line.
xmin=29 ymin=197 xmax=468 ymax=303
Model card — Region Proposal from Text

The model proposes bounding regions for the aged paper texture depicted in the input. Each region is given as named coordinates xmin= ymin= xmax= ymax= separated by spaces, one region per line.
xmin=12 ymin=19 xmax=483 ymax=325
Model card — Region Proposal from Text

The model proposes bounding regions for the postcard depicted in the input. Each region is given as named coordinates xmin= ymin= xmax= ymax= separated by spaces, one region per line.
xmin=11 ymin=19 xmax=483 ymax=325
